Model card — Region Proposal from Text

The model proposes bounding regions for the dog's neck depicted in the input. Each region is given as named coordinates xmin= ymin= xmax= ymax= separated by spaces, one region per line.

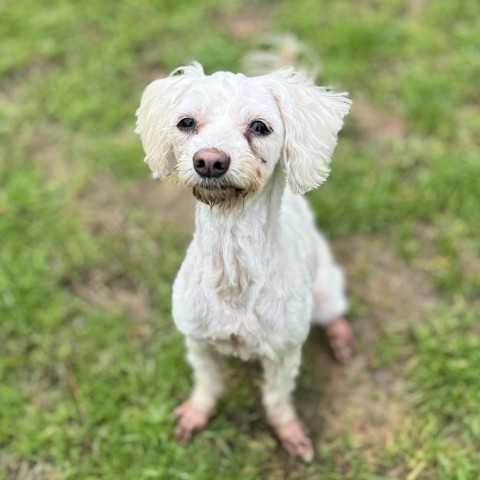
xmin=194 ymin=168 xmax=285 ymax=304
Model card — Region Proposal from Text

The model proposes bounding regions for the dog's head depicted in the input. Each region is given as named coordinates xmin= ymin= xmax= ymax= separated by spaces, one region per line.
xmin=136 ymin=62 xmax=351 ymax=206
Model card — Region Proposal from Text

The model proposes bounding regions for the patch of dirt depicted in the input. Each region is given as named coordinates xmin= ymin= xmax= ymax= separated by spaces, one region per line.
xmin=298 ymin=236 xmax=436 ymax=469
xmin=407 ymin=0 xmax=428 ymax=20
xmin=336 ymin=236 xmax=437 ymax=334
xmin=221 ymin=7 xmax=271 ymax=39
xmin=129 ymin=180 xmax=195 ymax=234
xmin=71 ymin=272 xmax=152 ymax=325
xmin=67 ymin=169 xmax=198 ymax=340
xmin=80 ymin=173 xmax=195 ymax=235
xmin=1 ymin=454 xmax=63 ymax=480
xmin=308 ymin=351 xmax=405 ymax=455
xmin=350 ymin=94 xmax=407 ymax=143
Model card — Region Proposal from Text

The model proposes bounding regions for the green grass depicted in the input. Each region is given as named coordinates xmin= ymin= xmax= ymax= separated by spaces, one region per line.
xmin=1 ymin=1 xmax=480 ymax=478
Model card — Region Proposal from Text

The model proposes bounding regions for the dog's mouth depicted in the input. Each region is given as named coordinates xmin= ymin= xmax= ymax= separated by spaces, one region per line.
xmin=192 ymin=184 xmax=248 ymax=207
xmin=170 ymin=170 xmax=257 ymax=208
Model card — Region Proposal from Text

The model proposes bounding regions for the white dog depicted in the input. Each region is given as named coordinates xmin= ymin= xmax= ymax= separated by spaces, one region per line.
xmin=136 ymin=62 xmax=353 ymax=461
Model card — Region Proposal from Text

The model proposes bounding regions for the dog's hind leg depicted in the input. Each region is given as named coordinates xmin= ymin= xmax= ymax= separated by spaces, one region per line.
xmin=261 ymin=348 xmax=314 ymax=462
xmin=173 ymin=337 xmax=225 ymax=444
xmin=311 ymin=234 xmax=354 ymax=363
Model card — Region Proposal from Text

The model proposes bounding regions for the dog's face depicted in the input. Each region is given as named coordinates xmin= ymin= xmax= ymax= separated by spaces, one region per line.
xmin=168 ymin=71 xmax=285 ymax=206
xmin=136 ymin=63 xmax=351 ymax=207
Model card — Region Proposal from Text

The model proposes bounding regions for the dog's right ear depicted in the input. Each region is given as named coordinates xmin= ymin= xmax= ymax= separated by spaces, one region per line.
xmin=135 ymin=63 xmax=204 ymax=178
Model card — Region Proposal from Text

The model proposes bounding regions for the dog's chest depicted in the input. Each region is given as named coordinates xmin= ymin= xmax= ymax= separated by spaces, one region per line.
xmin=172 ymin=198 xmax=316 ymax=358
xmin=211 ymin=240 xmax=256 ymax=302
xmin=210 ymin=333 xmax=258 ymax=361
xmin=173 ymin=255 xmax=309 ymax=359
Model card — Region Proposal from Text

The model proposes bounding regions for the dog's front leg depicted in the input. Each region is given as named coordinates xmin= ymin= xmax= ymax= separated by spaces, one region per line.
xmin=173 ymin=337 xmax=225 ymax=444
xmin=261 ymin=348 xmax=314 ymax=461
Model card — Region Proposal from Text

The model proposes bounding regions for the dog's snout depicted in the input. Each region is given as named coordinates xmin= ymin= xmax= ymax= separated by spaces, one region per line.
xmin=193 ymin=149 xmax=230 ymax=178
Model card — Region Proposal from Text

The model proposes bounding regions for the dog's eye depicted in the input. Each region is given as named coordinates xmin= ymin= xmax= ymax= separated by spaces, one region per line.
xmin=177 ymin=117 xmax=196 ymax=131
xmin=249 ymin=120 xmax=271 ymax=136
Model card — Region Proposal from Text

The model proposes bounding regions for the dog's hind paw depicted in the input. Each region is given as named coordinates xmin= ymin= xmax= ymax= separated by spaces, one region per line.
xmin=274 ymin=418 xmax=314 ymax=462
xmin=172 ymin=400 xmax=213 ymax=444
xmin=325 ymin=316 xmax=355 ymax=363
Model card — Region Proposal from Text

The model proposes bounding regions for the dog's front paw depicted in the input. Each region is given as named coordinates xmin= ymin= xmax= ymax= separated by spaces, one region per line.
xmin=274 ymin=418 xmax=314 ymax=462
xmin=173 ymin=400 xmax=213 ymax=444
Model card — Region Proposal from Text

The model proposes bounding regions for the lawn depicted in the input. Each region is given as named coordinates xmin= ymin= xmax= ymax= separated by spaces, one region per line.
xmin=1 ymin=1 xmax=479 ymax=479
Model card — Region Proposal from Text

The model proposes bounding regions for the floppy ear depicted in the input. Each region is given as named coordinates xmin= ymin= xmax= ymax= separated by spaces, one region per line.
xmin=267 ymin=68 xmax=351 ymax=193
xmin=135 ymin=63 xmax=204 ymax=178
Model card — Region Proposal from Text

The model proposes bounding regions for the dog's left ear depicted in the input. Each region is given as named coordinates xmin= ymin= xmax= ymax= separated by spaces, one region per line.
xmin=266 ymin=68 xmax=351 ymax=194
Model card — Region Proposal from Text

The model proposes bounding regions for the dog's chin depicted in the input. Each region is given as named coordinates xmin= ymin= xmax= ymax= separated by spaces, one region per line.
xmin=192 ymin=184 xmax=249 ymax=208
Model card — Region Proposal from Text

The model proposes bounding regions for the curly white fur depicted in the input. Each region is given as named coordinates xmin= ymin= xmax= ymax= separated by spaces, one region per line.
xmin=136 ymin=62 xmax=351 ymax=460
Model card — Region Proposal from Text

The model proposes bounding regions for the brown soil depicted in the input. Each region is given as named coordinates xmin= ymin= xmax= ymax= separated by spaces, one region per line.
xmin=1 ymin=455 xmax=62 ymax=480
xmin=302 ymin=237 xmax=435 ymax=464
xmin=350 ymin=95 xmax=407 ymax=143
xmin=129 ymin=180 xmax=196 ymax=234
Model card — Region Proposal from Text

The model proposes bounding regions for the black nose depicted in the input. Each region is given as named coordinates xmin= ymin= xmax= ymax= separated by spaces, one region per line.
xmin=193 ymin=149 xmax=230 ymax=178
